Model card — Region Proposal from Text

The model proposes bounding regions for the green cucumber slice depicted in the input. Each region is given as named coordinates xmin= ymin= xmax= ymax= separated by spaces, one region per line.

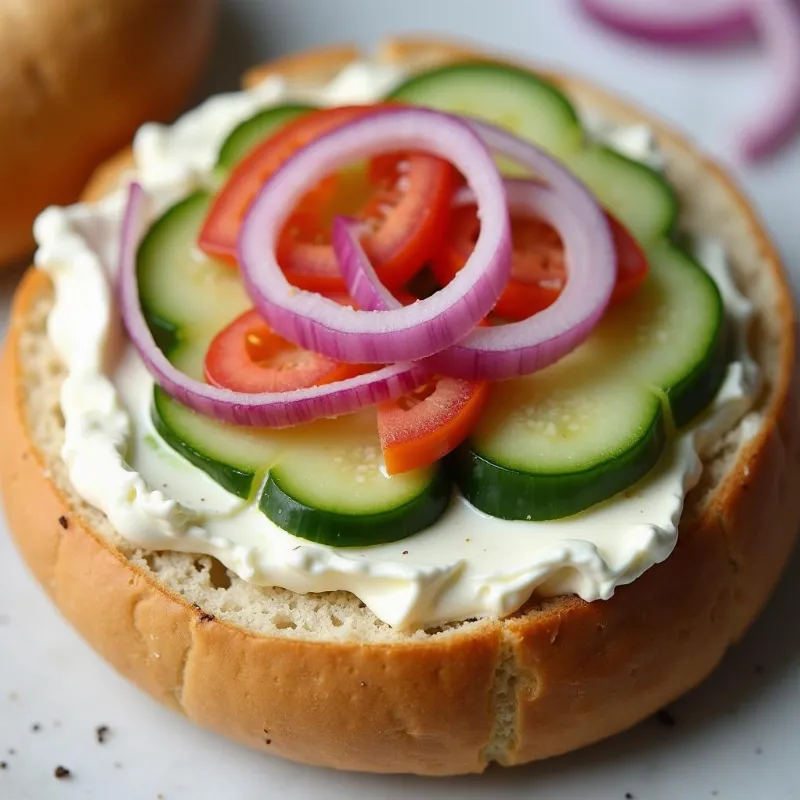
xmin=260 ymin=412 xmax=450 ymax=546
xmin=167 ymin=334 xmax=215 ymax=383
xmin=260 ymin=470 xmax=450 ymax=547
xmin=454 ymin=242 xmax=725 ymax=519
xmin=388 ymin=62 xmax=583 ymax=157
xmin=455 ymin=355 xmax=666 ymax=520
xmin=141 ymin=194 xmax=278 ymax=499
xmin=216 ymin=104 xmax=315 ymax=173
xmin=594 ymin=243 xmax=726 ymax=427
xmin=137 ymin=192 xmax=250 ymax=352
xmin=454 ymin=410 xmax=665 ymax=522
xmin=387 ymin=63 xmax=676 ymax=243
xmin=470 ymin=367 xmax=664 ymax=475
xmin=152 ymin=387 xmax=280 ymax=499
xmin=153 ymin=360 xmax=452 ymax=541
xmin=568 ymin=146 xmax=677 ymax=243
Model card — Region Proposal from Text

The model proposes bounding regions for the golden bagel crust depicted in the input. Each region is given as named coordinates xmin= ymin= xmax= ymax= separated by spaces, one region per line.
xmin=1 ymin=37 xmax=798 ymax=775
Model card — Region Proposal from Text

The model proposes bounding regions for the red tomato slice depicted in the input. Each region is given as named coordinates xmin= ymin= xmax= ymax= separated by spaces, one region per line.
xmin=205 ymin=309 xmax=371 ymax=393
xmin=377 ymin=377 xmax=489 ymax=475
xmin=199 ymin=106 xmax=457 ymax=293
xmin=283 ymin=152 xmax=457 ymax=292
xmin=432 ymin=206 xmax=648 ymax=320
xmin=199 ymin=106 xmax=367 ymax=264
xmin=608 ymin=215 xmax=650 ymax=303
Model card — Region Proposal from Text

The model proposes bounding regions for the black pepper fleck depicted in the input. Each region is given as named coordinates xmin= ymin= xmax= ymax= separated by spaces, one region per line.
xmin=402 ymin=551 xmax=408 ymax=555
xmin=54 ymin=766 xmax=71 ymax=780
xmin=265 ymin=739 xmax=272 ymax=745
xmin=192 ymin=603 xmax=215 ymax=623
xmin=655 ymin=709 xmax=676 ymax=728
xmin=58 ymin=516 xmax=68 ymax=529
xmin=0 ymin=762 xmax=7 ymax=770
xmin=96 ymin=725 xmax=110 ymax=744
xmin=625 ymin=794 xmax=634 ymax=800
xmin=31 ymin=723 xmax=41 ymax=733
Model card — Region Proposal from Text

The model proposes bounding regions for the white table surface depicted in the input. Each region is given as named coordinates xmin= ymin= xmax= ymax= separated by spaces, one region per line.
xmin=1 ymin=2 xmax=799 ymax=798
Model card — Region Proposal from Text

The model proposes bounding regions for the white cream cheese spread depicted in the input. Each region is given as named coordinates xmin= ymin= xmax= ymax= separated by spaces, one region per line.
xmin=33 ymin=62 xmax=760 ymax=630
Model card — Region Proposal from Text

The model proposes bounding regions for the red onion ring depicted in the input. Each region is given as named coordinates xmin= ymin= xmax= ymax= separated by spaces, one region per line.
xmin=336 ymin=168 xmax=615 ymax=380
xmin=237 ymin=107 xmax=512 ymax=365
xmin=578 ymin=0 xmax=754 ymax=46
xmin=740 ymin=0 xmax=800 ymax=160
xmin=118 ymin=183 xmax=430 ymax=428
xmin=339 ymin=120 xmax=615 ymax=380
xmin=578 ymin=0 xmax=800 ymax=162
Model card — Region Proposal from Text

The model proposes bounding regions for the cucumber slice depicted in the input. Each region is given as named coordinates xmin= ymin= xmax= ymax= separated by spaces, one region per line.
xmin=152 ymin=387 xmax=281 ymax=499
xmin=216 ymin=104 xmax=315 ymax=173
xmin=153 ymin=374 xmax=452 ymax=542
xmin=568 ymin=146 xmax=678 ymax=243
xmin=453 ymin=414 xmax=665 ymax=522
xmin=140 ymin=194 xmax=280 ymax=499
xmin=387 ymin=63 xmax=676 ymax=244
xmin=137 ymin=192 xmax=250 ymax=352
xmin=261 ymin=412 xmax=450 ymax=546
xmin=260 ymin=471 xmax=449 ymax=547
xmin=454 ymin=356 xmax=666 ymax=520
xmin=470 ymin=368 xmax=663 ymax=475
xmin=167 ymin=334 xmax=214 ymax=382
xmin=594 ymin=243 xmax=726 ymax=427
xmin=454 ymin=242 xmax=725 ymax=519
xmin=388 ymin=62 xmax=583 ymax=157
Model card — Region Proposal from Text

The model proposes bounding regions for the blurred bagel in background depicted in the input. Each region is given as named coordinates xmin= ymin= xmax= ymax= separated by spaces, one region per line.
xmin=0 ymin=0 xmax=217 ymax=267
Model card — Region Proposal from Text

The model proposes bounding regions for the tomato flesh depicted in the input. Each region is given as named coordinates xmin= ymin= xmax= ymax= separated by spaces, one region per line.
xmin=205 ymin=309 xmax=371 ymax=394
xmin=433 ymin=206 xmax=648 ymax=320
xmin=282 ymin=152 xmax=457 ymax=292
xmin=378 ymin=377 xmax=489 ymax=475
xmin=607 ymin=214 xmax=650 ymax=303
xmin=199 ymin=105 xmax=457 ymax=294
xmin=199 ymin=106 xmax=367 ymax=263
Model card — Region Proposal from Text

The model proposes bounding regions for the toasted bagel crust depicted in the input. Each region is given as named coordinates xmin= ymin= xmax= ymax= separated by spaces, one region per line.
xmin=2 ymin=38 xmax=798 ymax=775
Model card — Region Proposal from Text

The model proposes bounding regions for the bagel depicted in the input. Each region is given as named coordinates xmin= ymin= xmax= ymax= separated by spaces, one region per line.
xmin=0 ymin=0 xmax=216 ymax=267
xmin=1 ymin=37 xmax=798 ymax=776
